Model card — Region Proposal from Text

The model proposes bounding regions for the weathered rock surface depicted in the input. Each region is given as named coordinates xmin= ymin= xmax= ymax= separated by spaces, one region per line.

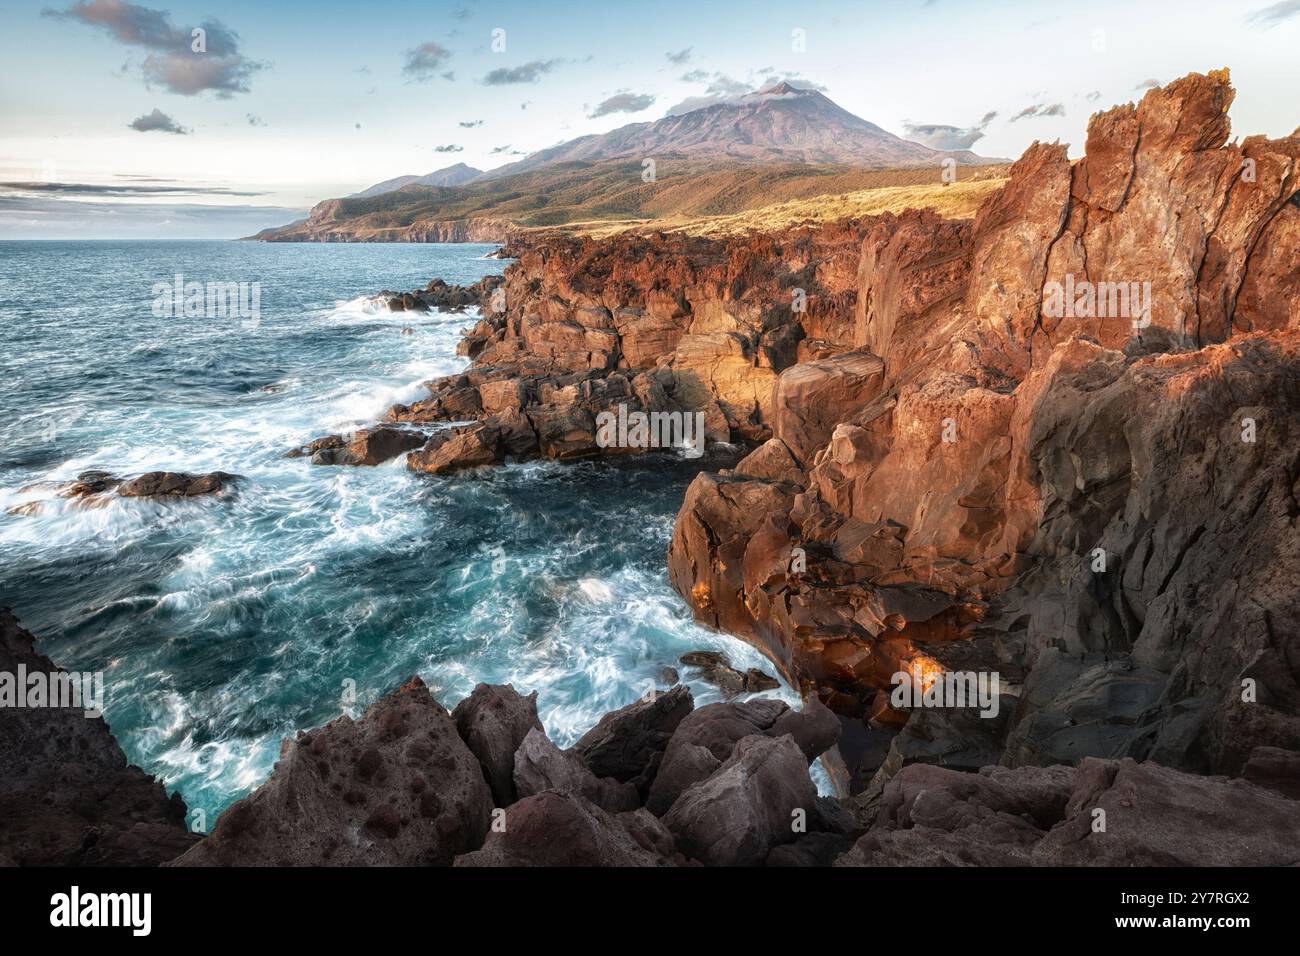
xmin=839 ymin=756 xmax=1300 ymax=866
xmin=646 ymin=696 xmax=838 ymax=815
xmin=570 ymin=685 xmax=693 ymax=795
xmin=452 ymin=790 xmax=674 ymax=867
xmin=678 ymin=649 xmax=779 ymax=698
xmin=117 ymin=471 xmax=241 ymax=497
xmin=8 ymin=602 xmax=1295 ymax=869
xmin=1032 ymin=758 xmax=1300 ymax=866
xmin=452 ymin=683 xmax=544 ymax=807
xmin=26 ymin=470 xmax=242 ymax=503
xmin=512 ymin=728 xmax=640 ymax=813
xmin=662 ymin=71 xmax=1300 ymax=793
xmin=171 ymin=677 xmax=492 ymax=866
xmin=306 ymin=427 xmax=427 ymax=466
xmin=0 ymin=609 xmax=197 ymax=866
xmin=662 ymin=733 xmax=818 ymax=866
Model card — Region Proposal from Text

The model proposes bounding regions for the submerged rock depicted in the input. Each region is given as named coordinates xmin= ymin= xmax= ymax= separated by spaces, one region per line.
xmin=116 ymin=471 xmax=241 ymax=498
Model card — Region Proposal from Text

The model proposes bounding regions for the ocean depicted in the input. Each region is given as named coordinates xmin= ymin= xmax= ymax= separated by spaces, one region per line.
xmin=0 ymin=240 xmax=817 ymax=820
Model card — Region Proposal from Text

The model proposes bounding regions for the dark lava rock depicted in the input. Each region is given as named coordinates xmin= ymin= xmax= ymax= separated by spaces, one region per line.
xmin=451 ymin=683 xmax=543 ymax=807
xmin=662 ymin=733 xmax=817 ymax=867
xmin=837 ymin=756 xmax=1300 ymax=867
xmin=571 ymin=685 xmax=693 ymax=796
xmin=0 ymin=609 xmax=198 ymax=865
xmin=170 ymin=677 xmax=492 ymax=866
xmin=512 ymin=728 xmax=640 ymax=813
xmin=453 ymin=790 xmax=675 ymax=867
xmin=646 ymin=696 xmax=836 ymax=815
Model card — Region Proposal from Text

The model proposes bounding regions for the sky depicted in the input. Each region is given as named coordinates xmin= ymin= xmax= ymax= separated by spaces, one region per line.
xmin=1 ymin=0 xmax=1298 ymax=238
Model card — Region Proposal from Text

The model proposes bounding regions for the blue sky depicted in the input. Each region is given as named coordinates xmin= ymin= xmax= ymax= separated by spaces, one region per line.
xmin=2 ymin=0 xmax=1298 ymax=237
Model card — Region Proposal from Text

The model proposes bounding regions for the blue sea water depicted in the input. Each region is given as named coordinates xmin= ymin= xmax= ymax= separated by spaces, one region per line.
xmin=0 ymin=240 xmax=817 ymax=820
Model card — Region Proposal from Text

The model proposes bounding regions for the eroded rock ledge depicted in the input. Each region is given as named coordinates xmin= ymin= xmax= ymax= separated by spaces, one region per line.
xmin=662 ymin=69 xmax=1300 ymax=799
xmin=5 ymin=612 xmax=1298 ymax=866
xmin=165 ymin=675 xmax=1300 ymax=867
xmin=0 ymin=609 xmax=197 ymax=866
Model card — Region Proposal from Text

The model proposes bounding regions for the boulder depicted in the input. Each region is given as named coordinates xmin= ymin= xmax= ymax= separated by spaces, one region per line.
xmin=571 ymin=685 xmax=693 ymax=795
xmin=0 ymin=609 xmax=198 ymax=866
xmin=311 ymin=428 xmax=426 ymax=466
xmin=662 ymin=733 xmax=817 ymax=866
xmin=171 ymin=677 xmax=492 ymax=866
xmin=452 ymin=790 xmax=674 ymax=867
xmin=512 ymin=728 xmax=640 ymax=813
xmin=452 ymin=683 xmax=544 ymax=807
xmin=1031 ymin=757 xmax=1300 ymax=866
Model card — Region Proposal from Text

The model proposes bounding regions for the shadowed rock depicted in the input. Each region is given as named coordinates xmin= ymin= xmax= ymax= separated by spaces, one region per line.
xmin=453 ymin=790 xmax=676 ymax=867
xmin=571 ymin=685 xmax=693 ymax=796
xmin=452 ymin=683 xmax=544 ymax=807
xmin=0 ymin=609 xmax=197 ymax=866
xmin=171 ymin=677 xmax=492 ymax=866
xmin=513 ymin=728 xmax=640 ymax=813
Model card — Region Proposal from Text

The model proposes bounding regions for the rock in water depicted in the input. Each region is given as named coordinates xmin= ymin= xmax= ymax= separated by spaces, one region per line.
xmin=117 ymin=471 xmax=240 ymax=497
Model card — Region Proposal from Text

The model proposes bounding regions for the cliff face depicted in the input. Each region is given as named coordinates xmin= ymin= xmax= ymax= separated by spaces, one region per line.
xmin=373 ymin=71 xmax=1299 ymax=787
xmin=254 ymin=209 xmax=513 ymax=243
xmin=665 ymin=70 xmax=1300 ymax=783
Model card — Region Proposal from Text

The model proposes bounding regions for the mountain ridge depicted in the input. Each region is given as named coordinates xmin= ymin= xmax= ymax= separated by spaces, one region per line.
xmin=350 ymin=162 xmax=485 ymax=199
xmin=251 ymin=83 xmax=1005 ymax=241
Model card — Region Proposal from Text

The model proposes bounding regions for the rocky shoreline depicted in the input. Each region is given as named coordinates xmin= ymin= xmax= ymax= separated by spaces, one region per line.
xmin=293 ymin=71 xmax=1299 ymax=792
xmin=4 ymin=69 xmax=1299 ymax=867
xmin=4 ymin=608 xmax=1297 ymax=866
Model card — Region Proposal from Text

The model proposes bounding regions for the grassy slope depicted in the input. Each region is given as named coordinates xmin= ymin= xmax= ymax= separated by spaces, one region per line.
xmin=255 ymin=158 xmax=1011 ymax=238
xmin=568 ymin=179 xmax=1008 ymax=238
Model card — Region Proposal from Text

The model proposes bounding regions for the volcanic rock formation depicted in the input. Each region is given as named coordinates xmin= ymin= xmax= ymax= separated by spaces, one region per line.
xmin=340 ymin=70 xmax=1300 ymax=797
xmin=0 ymin=609 xmax=198 ymax=866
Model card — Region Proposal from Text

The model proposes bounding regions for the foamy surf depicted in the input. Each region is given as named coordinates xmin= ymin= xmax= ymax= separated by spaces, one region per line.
xmin=1 ymin=240 xmax=830 ymax=821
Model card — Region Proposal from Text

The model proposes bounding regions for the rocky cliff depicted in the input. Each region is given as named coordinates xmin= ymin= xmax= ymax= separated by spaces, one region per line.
xmin=10 ymin=70 xmax=1297 ymax=869
xmin=338 ymin=70 xmax=1300 ymax=797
